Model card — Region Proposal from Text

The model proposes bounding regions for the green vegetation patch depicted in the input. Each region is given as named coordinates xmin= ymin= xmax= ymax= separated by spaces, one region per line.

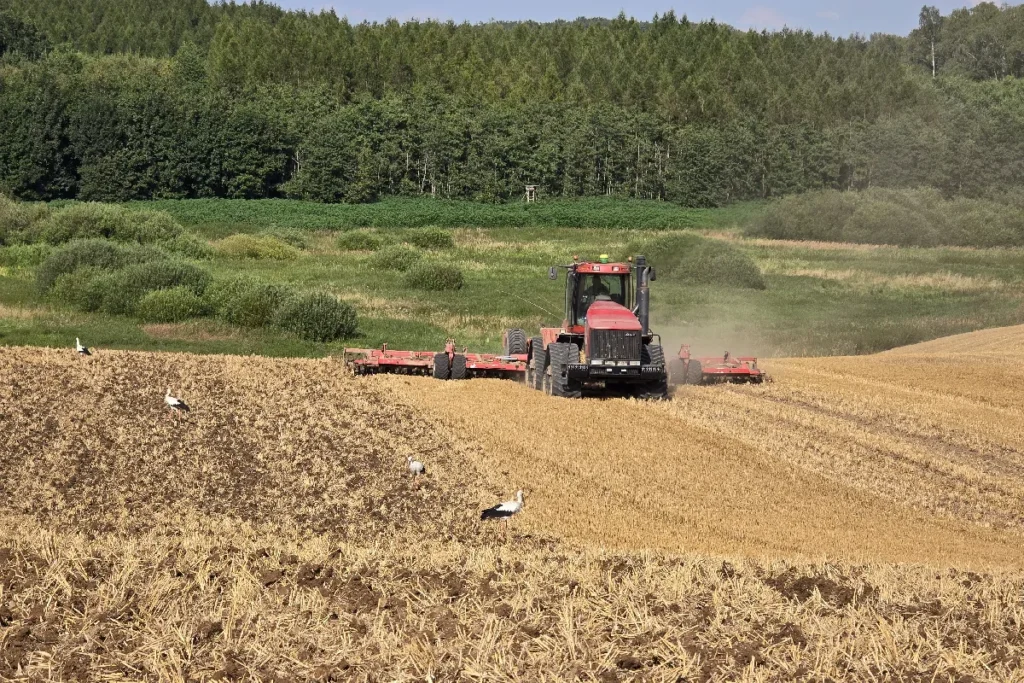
xmin=141 ymin=198 xmax=737 ymax=230
xmin=206 ymin=276 xmax=290 ymax=328
xmin=402 ymin=228 xmax=455 ymax=250
xmin=136 ymin=287 xmax=209 ymax=323
xmin=274 ymin=291 xmax=357 ymax=342
xmin=402 ymin=262 xmax=465 ymax=291
xmin=625 ymin=234 xmax=766 ymax=290
xmin=368 ymin=245 xmax=422 ymax=272
xmin=213 ymin=234 xmax=301 ymax=260
xmin=337 ymin=230 xmax=386 ymax=251
xmin=749 ymin=189 xmax=1024 ymax=248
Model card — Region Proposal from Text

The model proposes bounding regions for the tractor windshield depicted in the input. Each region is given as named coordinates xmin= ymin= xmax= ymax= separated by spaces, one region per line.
xmin=573 ymin=274 xmax=631 ymax=325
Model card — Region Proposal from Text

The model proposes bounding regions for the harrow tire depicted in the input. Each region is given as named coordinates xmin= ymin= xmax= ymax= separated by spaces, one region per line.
xmin=451 ymin=353 xmax=468 ymax=380
xmin=528 ymin=337 xmax=546 ymax=390
xmin=547 ymin=343 xmax=582 ymax=398
xmin=504 ymin=328 xmax=528 ymax=355
xmin=432 ymin=353 xmax=451 ymax=380
xmin=684 ymin=359 xmax=703 ymax=385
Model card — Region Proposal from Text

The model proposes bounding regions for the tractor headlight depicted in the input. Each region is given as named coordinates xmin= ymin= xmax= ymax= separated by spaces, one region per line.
xmin=629 ymin=360 xmax=641 ymax=366
xmin=591 ymin=359 xmax=604 ymax=365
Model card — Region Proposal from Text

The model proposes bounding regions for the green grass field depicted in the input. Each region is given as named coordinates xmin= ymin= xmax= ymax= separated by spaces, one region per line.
xmin=3 ymin=199 xmax=1024 ymax=359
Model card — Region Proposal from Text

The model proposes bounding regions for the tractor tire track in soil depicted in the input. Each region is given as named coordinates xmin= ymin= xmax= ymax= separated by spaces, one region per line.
xmin=385 ymin=371 xmax=1023 ymax=569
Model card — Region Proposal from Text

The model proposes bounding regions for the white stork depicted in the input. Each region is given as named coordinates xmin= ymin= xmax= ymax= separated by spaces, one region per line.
xmin=480 ymin=490 xmax=524 ymax=532
xmin=164 ymin=387 xmax=190 ymax=421
xmin=407 ymin=456 xmax=426 ymax=479
xmin=75 ymin=338 xmax=91 ymax=357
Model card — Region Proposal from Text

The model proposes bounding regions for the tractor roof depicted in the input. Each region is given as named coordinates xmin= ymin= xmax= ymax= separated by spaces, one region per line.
xmin=574 ymin=261 xmax=632 ymax=274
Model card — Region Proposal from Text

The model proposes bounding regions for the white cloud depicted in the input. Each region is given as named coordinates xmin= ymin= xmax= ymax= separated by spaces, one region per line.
xmin=816 ymin=10 xmax=840 ymax=20
xmin=739 ymin=6 xmax=787 ymax=29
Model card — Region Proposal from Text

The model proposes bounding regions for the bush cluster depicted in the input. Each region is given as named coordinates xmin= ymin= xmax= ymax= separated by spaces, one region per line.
xmin=260 ymin=227 xmax=308 ymax=249
xmin=368 ymin=245 xmax=422 ymax=271
xmin=747 ymin=188 xmax=1024 ymax=248
xmin=160 ymin=232 xmax=215 ymax=260
xmin=206 ymin=276 xmax=289 ymax=328
xmin=213 ymin=234 xmax=301 ymax=260
xmin=39 ymin=203 xmax=184 ymax=245
xmin=402 ymin=261 xmax=465 ymax=291
xmin=402 ymin=228 xmax=454 ymax=250
xmin=337 ymin=230 xmax=385 ymax=251
xmin=623 ymin=234 xmax=766 ymax=290
xmin=274 ymin=292 xmax=358 ymax=342
xmin=0 ymin=244 xmax=53 ymax=269
xmin=136 ymin=287 xmax=209 ymax=323
xmin=36 ymin=239 xmax=165 ymax=291
xmin=47 ymin=256 xmax=212 ymax=316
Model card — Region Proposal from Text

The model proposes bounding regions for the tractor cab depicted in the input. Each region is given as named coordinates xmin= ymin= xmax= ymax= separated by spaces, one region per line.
xmin=557 ymin=257 xmax=634 ymax=329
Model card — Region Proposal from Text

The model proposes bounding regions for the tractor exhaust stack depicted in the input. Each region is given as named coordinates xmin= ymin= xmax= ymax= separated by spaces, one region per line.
xmin=635 ymin=254 xmax=650 ymax=337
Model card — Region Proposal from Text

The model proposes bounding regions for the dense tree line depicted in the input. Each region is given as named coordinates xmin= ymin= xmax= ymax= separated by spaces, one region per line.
xmin=0 ymin=2 xmax=1022 ymax=204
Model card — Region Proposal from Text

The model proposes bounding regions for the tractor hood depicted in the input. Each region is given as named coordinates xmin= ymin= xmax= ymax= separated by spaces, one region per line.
xmin=586 ymin=300 xmax=642 ymax=331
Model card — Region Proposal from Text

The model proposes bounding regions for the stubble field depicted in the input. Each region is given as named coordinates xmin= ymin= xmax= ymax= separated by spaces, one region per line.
xmin=2 ymin=328 xmax=1024 ymax=681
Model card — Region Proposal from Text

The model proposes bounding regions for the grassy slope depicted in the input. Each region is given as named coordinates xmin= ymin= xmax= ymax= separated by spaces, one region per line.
xmin=3 ymin=199 xmax=1024 ymax=358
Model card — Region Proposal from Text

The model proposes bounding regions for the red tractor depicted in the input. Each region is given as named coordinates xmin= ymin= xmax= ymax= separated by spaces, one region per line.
xmin=501 ymin=254 xmax=669 ymax=398
xmin=344 ymin=253 xmax=766 ymax=392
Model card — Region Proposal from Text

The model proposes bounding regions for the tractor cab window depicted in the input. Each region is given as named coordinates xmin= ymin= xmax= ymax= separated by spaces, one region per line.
xmin=572 ymin=274 xmax=630 ymax=325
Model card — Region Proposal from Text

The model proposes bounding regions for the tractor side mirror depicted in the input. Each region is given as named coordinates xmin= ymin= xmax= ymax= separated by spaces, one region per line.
xmin=649 ymin=267 xmax=657 ymax=282
xmin=548 ymin=266 xmax=558 ymax=280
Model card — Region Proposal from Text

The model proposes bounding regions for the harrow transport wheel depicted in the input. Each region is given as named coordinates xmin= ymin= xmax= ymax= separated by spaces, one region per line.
xmin=432 ymin=353 xmax=451 ymax=380
xmin=684 ymin=359 xmax=703 ymax=385
xmin=504 ymin=328 xmax=528 ymax=355
xmin=667 ymin=357 xmax=685 ymax=386
xmin=450 ymin=353 xmax=468 ymax=380
xmin=528 ymin=337 xmax=546 ymax=390
xmin=547 ymin=343 xmax=582 ymax=398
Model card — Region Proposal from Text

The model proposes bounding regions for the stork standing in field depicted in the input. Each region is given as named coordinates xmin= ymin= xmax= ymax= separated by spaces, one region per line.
xmin=407 ymin=455 xmax=426 ymax=482
xmin=164 ymin=387 xmax=190 ymax=421
xmin=75 ymin=338 xmax=91 ymax=357
xmin=481 ymin=490 xmax=524 ymax=533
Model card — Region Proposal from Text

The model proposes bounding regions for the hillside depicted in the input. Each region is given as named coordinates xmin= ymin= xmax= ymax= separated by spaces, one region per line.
xmin=2 ymin=332 xmax=1024 ymax=679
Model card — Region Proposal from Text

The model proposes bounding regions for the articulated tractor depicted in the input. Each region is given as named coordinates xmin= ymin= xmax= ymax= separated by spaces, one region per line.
xmin=345 ymin=254 xmax=765 ymax=396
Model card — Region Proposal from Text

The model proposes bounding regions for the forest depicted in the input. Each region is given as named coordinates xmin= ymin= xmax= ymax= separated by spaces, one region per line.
xmin=0 ymin=0 xmax=1022 ymax=204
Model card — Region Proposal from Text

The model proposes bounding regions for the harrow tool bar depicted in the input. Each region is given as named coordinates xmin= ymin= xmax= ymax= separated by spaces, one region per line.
xmin=344 ymin=342 xmax=528 ymax=379
xmin=680 ymin=345 xmax=766 ymax=384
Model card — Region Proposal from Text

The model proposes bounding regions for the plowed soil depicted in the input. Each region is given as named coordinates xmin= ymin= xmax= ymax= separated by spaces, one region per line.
xmin=1 ymin=336 xmax=1024 ymax=681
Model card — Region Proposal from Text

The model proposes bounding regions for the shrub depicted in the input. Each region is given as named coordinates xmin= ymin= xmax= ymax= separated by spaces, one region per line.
xmin=275 ymin=291 xmax=357 ymax=341
xmin=260 ymin=227 xmax=308 ymax=249
xmin=39 ymin=203 xmax=183 ymax=245
xmin=746 ymin=188 xmax=1024 ymax=248
xmin=402 ymin=227 xmax=454 ymax=250
xmin=36 ymin=239 xmax=165 ymax=292
xmin=206 ymin=276 xmax=289 ymax=328
xmin=402 ymin=261 xmax=465 ymax=291
xmin=0 ymin=244 xmax=53 ymax=269
xmin=213 ymin=234 xmax=301 ymax=260
xmin=337 ymin=230 xmax=384 ymax=251
xmin=136 ymin=287 xmax=209 ymax=323
xmin=48 ymin=267 xmax=110 ymax=312
xmin=158 ymin=232 xmax=215 ymax=260
xmin=368 ymin=245 xmax=421 ymax=271
xmin=624 ymin=234 xmax=766 ymax=290
xmin=99 ymin=261 xmax=212 ymax=315
xmin=0 ymin=194 xmax=49 ymax=245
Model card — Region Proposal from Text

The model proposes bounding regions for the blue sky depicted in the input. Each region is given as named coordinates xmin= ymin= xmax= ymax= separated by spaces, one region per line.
xmin=275 ymin=0 xmax=988 ymax=36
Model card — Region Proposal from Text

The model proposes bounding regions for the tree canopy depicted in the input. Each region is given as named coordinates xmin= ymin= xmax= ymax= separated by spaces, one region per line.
xmin=0 ymin=1 xmax=1021 ymax=204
